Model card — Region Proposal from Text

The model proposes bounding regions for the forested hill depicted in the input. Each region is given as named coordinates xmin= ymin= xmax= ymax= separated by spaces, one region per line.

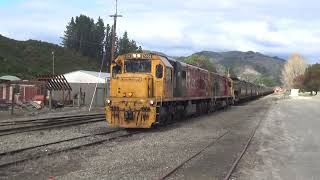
xmin=0 ymin=35 xmax=99 ymax=79
xmin=179 ymin=51 xmax=286 ymax=86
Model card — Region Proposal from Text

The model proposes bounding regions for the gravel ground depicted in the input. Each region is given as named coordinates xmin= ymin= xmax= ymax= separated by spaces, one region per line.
xmin=0 ymin=121 xmax=110 ymax=154
xmin=0 ymin=95 xmax=277 ymax=180
xmin=233 ymin=96 xmax=320 ymax=180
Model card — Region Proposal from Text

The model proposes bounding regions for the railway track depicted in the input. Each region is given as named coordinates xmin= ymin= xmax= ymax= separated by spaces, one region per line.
xmin=0 ymin=129 xmax=139 ymax=169
xmin=159 ymin=131 xmax=230 ymax=180
xmin=158 ymin=109 xmax=267 ymax=180
xmin=0 ymin=113 xmax=104 ymax=126
xmin=0 ymin=114 xmax=106 ymax=136
xmin=223 ymin=110 xmax=265 ymax=180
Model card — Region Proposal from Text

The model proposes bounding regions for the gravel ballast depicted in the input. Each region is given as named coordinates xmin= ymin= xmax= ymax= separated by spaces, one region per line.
xmin=1 ymin=96 xmax=277 ymax=179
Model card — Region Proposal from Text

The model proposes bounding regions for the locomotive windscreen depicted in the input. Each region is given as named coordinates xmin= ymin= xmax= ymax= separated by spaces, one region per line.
xmin=124 ymin=59 xmax=151 ymax=73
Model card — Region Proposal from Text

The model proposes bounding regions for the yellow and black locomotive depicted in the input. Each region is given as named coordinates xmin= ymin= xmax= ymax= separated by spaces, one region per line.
xmin=105 ymin=53 xmax=237 ymax=128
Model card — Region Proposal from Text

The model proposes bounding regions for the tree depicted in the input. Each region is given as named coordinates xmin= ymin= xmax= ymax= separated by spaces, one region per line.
xmin=184 ymin=54 xmax=217 ymax=72
xmin=117 ymin=31 xmax=139 ymax=55
xmin=62 ymin=15 xmax=106 ymax=59
xmin=94 ymin=17 xmax=106 ymax=59
xmin=254 ymin=76 xmax=277 ymax=87
xmin=62 ymin=17 xmax=76 ymax=49
xmin=281 ymin=53 xmax=308 ymax=89
xmin=104 ymin=24 xmax=112 ymax=72
xmin=293 ymin=75 xmax=305 ymax=90
xmin=303 ymin=64 xmax=320 ymax=95
xmin=62 ymin=15 xmax=142 ymax=72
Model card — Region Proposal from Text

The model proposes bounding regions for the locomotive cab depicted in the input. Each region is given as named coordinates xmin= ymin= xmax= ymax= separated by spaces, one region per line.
xmin=106 ymin=53 xmax=173 ymax=128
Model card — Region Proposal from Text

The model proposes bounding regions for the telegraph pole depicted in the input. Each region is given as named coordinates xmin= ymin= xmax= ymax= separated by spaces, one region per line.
xmin=110 ymin=0 xmax=122 ymax=65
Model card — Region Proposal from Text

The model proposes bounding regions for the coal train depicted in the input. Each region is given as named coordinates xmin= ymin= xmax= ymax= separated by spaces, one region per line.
xmin=105 ymin=53 xmax=273 ymax=128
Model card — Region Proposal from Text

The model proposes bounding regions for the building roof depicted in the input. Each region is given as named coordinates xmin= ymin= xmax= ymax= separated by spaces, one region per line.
xmin=0 ymin=75 xmax=21 ymax=81
xmin=63 ymin=70 xmax=110 ymax=84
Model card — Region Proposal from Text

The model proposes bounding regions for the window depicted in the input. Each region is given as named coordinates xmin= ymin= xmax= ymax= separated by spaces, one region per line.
xmin=182 ymin=71 xmax=186 ymax=79
xmin=125 ymin=59 xmax=151 ymax=73
xmin=156 ymin=64 xmax=163 ymax=78
xmin=112 ymin=65 xmax=122 ymax=78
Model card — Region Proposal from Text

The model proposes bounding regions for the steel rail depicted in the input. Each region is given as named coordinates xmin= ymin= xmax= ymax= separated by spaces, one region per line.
xmin=0 ymin=115 xmax=105 ymax=130
xmin=223 ymin=110 xmax=266 ymax=180
xmin=0 ymin=129 xmax=120 ymax=157
xmin=159 ymin=130 xmax=230 ymax=180
xmin=0 ymin=117 xmax=105 ymax=136
xmin=0 ymin=129 xmax=137 ymax=169
xmin=0 ymin=114 xmax=104 ymax=126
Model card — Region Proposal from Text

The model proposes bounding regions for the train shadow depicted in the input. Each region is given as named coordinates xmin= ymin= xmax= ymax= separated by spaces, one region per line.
xmin=125 ymin=106 xmax=232 ymax=134
xmin=123 ymin=95 xmax=273 ymax=134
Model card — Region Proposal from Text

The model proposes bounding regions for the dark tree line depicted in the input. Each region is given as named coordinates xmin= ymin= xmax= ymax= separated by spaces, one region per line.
xmin=62 ymin=15 xmax=142 ymax=68
xmin=293 ymin=63 xmax=320 ymax=95
xmin=303 ymin=64 xmax=320 ymax=95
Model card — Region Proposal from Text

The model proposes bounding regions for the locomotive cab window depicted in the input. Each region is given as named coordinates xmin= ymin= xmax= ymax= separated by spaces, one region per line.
xmin=156 ymin=64 xmax=163 ymax=78
xmin=125 ymin=59 xmax=151 ymax=73
xmin=112 ymin=65 xmax=122 ymax=78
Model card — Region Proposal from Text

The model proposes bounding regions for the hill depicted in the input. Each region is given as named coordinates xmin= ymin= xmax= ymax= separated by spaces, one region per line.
xmin=177 ymin=51 xmax=285 ymax=86
xmin=0 ymin=35 xmax=100 ymax=79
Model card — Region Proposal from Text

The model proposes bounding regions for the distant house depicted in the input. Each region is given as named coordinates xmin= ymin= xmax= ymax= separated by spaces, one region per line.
xmin=0 ymin=75 xmax=46 ymax=104
xmin=54 ymin=70 xmax=110 ymax=107
xmin=0 ymin=75 xmax=21 ymax=102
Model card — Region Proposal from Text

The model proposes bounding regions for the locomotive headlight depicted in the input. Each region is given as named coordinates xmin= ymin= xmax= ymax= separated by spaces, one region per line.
xmin=106 ymin=99 xmax=111 ymax=105
xmin=149 ymin=100 xmax=154 ymax=105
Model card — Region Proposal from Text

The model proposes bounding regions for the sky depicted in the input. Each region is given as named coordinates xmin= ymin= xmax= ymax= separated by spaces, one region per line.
xmin=0 ymin=0 xmax=320 ymax=63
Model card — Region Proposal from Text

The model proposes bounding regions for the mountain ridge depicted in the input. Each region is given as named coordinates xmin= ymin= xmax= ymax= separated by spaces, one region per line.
xmin=177 ymin=50 xmax=285 ymax=86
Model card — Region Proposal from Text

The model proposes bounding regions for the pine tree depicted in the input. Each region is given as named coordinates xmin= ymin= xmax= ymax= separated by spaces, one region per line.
xmin=94 ymin=17 xmax=105 ymax=59
xmin=303 ymin=64 xmax=320 ymax=95
xmin=104 ymin=24 xmax=112 ymax=72
xmin=62 ymin=17 xmax=75 ymax=49
xmin=62 ymin=15 xmax=142 ymax=66
xmin=117 ymin=31 xmax=140 ymax=55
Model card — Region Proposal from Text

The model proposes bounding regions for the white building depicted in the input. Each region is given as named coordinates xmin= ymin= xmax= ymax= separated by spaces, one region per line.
xmin=64 ymin=70 xmax=109 ymax=84
xmin=55 ymin=70 xmax=110 ymax=107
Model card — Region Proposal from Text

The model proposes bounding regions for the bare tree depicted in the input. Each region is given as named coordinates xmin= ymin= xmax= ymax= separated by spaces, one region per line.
xmin=281 ymin=53 xmax=308 ymax=89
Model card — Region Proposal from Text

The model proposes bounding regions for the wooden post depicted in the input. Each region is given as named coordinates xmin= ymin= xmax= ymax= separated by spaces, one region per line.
xmin=49 ymin=90 xmax=52 ymax=110
xmin=78 ymin=87 xmax=81 ymax=108
xmin=11 ymin=86 xmax=14 ymax=115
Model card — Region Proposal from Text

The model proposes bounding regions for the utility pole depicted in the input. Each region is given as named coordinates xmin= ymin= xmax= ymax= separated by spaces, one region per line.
xmin=51 ymin=51 xmax=55 ymax=111
xmin=52 ymin=51 xmax=55 ymax=75
xmin=110 ymin=0 xmax=122 ymax=65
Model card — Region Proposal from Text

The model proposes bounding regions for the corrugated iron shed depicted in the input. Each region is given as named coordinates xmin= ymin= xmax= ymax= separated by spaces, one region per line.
xmin=0 ymin=75 xmax=21 ymax=81
xmin=63 ymin=70 xmax=110 ymax=84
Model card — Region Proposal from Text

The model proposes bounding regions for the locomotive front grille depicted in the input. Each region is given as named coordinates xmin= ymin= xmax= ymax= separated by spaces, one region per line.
xmin=124 ymin=109 xmax=134 ymax=121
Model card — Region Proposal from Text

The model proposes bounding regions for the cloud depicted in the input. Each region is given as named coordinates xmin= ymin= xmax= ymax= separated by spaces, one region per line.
xmin=0 ymin=0 xmax=320 ymax=63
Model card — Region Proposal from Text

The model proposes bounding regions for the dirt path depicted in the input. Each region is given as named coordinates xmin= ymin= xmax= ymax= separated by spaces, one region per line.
xmin=233 ymin=96 xmax=320 ymax=180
